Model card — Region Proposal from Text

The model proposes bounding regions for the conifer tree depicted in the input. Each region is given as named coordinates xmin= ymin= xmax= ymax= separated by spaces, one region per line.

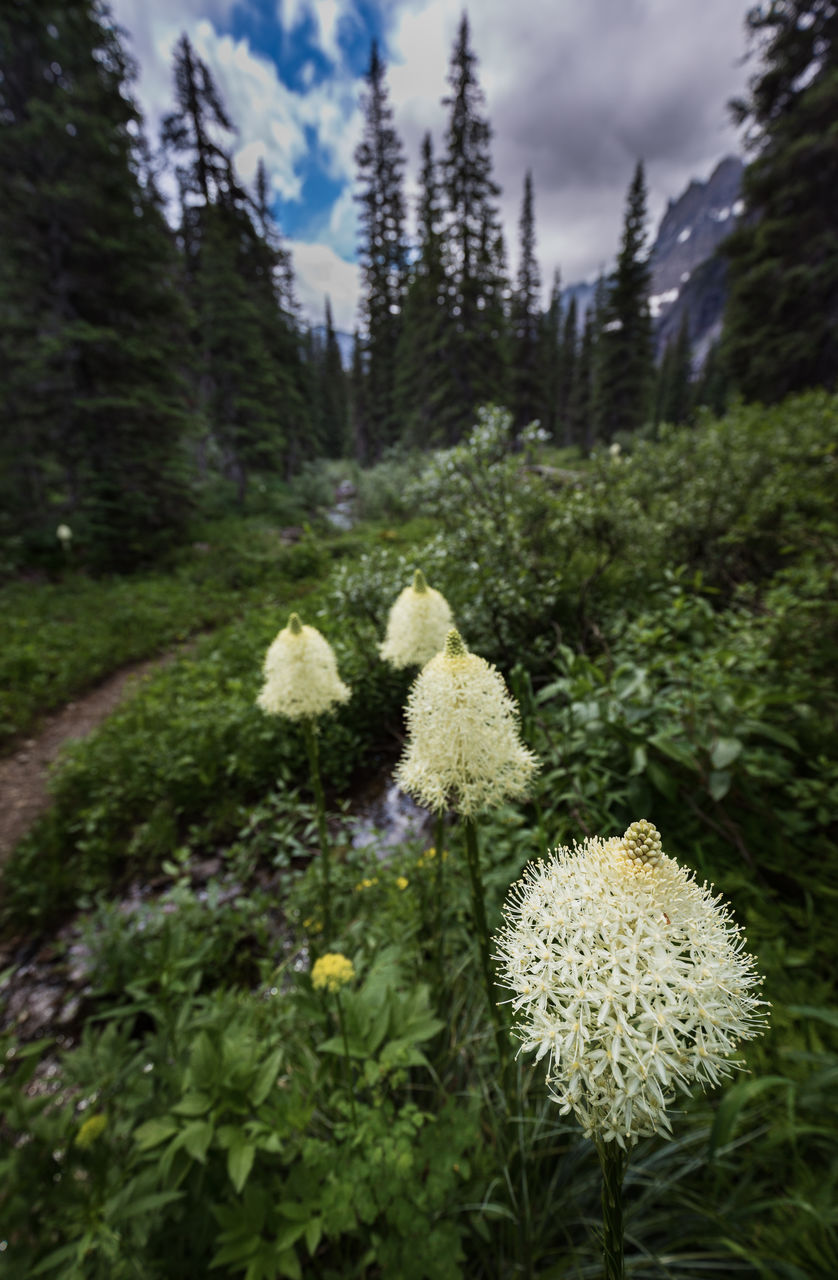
xmin=354 ymin=40 xmax=408 ymax=461
xmin=569 ymin=303 xmax=595 ymax=452
xmin=654 ymin=314 xmax=693 ymax=426
xmin=394 ymin=133 xmax=459 ymax=445
xmin=539 ymin=270 xmax=563 ymax=439
xmin=722 ymin=1 xmax=838 ymax=399
xmin=511 ymin=171 xmax=543 ymax=430
xmin=594 ymin=162 xmax=654 ymax=440
xmin=0 ymin=0 xmax=192 ymax=569
xmin=318 ymin=298 xmax=349 ymax=457
xmin=557 ymin=292 xmax=578 ymax=443
xmin=441 ymin=13 xmax=509 ymax=435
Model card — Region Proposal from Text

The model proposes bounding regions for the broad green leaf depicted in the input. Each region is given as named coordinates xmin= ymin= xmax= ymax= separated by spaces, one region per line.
xmin=250 ymin=1049 xmax=283 ymax=1107
xmin=787 ymin=1005 xmax=838 ymax=1029
xmin=134 ymin=1117 xmax=179 ymax=1150
xmin=629 ymin=744 xmax=647 ymax=775
xmin=182 ymin=1119 xmax=214 ymax=1163
xmin=173 ymin=1091 xmax=212 ymax=1117
xmin=277 ymin=1247 xmax=303 ymax=1280
xmin=305 ymin=1218 xmax=323 ymax=1257
xmin=711 ymin=736 xmax=743 ymax=769
xmin=708 ymin=769 xmax=732 ymax=800
xmin=228 ymin=1138 xmax=256 ymax=1193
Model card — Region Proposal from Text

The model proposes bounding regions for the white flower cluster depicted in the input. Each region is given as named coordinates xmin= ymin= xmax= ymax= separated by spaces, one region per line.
xmin=379 ymin=570 xmax=453 ymax=669
xmin=495 ymin=821 xmax=768 ymax=1147
xmin=395 ymin=629 xmax=539 ymax=816
xmin=257 ymin=613 xmax=350 ymax=721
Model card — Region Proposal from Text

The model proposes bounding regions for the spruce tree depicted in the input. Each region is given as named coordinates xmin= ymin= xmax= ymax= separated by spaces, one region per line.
xmin=722 ymin=1 xmax=838 ymax=400
xmin=511 ymin=171 xmax=543 ymax=430
xmin=569 ymin=304 xmax=595 ymax=452
xmin=441 ymin=13 xmax=509 ymax=435
xmin=0 ymin=0 xmax=192 ymax=569
xmin=319 ymin=298 xmax=349 ymax=458
xmin=354 ymin=40 xmax=408 ymax=461
xmin=654 ymin=314 xmax=693 ymax=427
xmin=394 ymin=133 xmax=458 ymax=446
xmin=540 ymin=269 xmax=563 ymax=439
xmin=557 ymin=292 xmax=578 ymax=444
xmin=594 ymin=162 xmax=654 ymax=440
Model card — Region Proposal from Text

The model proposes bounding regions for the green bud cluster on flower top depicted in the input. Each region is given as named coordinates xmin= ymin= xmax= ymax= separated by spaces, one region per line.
xmin=622 ymin=819 xmax=663 ymax=869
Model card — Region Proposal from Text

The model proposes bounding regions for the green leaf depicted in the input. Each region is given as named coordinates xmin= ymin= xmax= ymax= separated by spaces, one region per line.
xmin=708 ymin=1075 xmax=791 ymax=1157
xmin=250 ymin=1049 xmax=283 ymax=1107
xmin=305 ymin=1218 xmax=322 ymax=1257
xmin=277 ymin=1248 xmax=303 ymax=1280
xmin=117 ymin=1189 xmax=184 ymax=1220
xmin=228 ymin=1138 xmax=256 ymax=1193
xmin=182 ymin=1119 xmax=214 ymax=1163
xmin=711 ymin=736 xmax=743 ymax=769
xmin=173 ymin=1091 xmax=212 ymax=1117
xmin=134 ymin=1117 xmax=179 ymax=1150
xmin=708 ymin=769 xmax=732 ymax=800
xmin=629 ymin=744 xmax=647 ymax=775
xmin=787 ymin=1005 xmax=838 ymax=1030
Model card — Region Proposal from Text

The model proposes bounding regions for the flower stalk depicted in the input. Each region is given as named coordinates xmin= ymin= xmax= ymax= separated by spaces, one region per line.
xmin=597 ymin=1140 xmax=628 ymax=1280
xmin=303 ymin=718 xmax=332 ymax=944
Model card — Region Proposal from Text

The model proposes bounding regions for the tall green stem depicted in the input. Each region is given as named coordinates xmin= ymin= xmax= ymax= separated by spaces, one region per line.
xmin=463 ymin=817 xmax=509 ymax=1085
xmin=303 ymin=718 xmax=331 ymax=943
xmin=334 ymin=991 xmax=357 ymax=1126
xmin=597 ymin=1141 xmax=628 ymax=1280
xmin=434 ymin=811 xmax=446 ymax=990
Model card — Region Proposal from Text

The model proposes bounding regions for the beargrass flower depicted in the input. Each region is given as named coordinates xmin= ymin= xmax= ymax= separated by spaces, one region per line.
xmin=311 ymin=952 xmax=355 ymax=994
xmin=395 ymin=629 xmax=539 ymax=817
xmin=495 ymin=821 xmax=768 ymax=1149
xmin=257 ymin=612 xmax=350 ymax=720
xmin=379 ymin=570 xmax=454 ymax=669
xmin=56 ymin=523 xmax=72 ymax=547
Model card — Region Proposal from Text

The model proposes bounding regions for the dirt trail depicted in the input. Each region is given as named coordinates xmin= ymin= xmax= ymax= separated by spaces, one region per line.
xmin=0 ymin=654 xmax=177 ymax=865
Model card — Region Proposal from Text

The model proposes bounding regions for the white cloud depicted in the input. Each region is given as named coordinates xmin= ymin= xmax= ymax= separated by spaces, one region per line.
xmin=289 ymin=240 xmax=361 ymax=332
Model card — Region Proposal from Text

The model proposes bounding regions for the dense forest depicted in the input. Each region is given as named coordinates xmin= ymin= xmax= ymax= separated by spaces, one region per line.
xmin=7 ymin=2 xmax=835 ymax=573
xmin=1 ymin=2 xmax=837 ymax=1278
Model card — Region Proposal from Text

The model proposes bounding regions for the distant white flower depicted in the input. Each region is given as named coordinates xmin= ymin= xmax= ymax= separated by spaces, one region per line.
xmin=394 ymin=629 xmax=539 ymax=816
xmin=56 ymin=524 xmax=72 ymax=545
xmin=257 ymin=612 xmax=350 ymax=721
xmin=495 ymin=821 xmax=768 ymax=1148
xmin=379 ymin=569 xmax=453 ymax=669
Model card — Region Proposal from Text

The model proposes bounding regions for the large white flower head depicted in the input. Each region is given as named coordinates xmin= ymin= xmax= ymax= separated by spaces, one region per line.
xmin=394 ymin=628 xmax=539 ymax=816
xmin=379 ymin=569 xmax=454 ymax=669
xmin=257 ymin=612 xmax=350 ymax=721
xmin=495 ymin=821 xmax=768 ymax=1149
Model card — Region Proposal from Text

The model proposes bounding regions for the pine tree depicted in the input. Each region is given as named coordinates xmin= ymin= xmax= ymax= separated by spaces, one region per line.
xmin=394 ymin=132 xmax=458 ymax=446
xmin=539 ymin=269 xmax=563 ymax=439
xmin=569 ymin=303 xmax=595 ymax=452
xmin=722 ymin=1 xmax=838 ymax=400
xmin=0 ymin=0 xmax=192 ymax=569
xmin=354 ymin=40 xmax=408 ymax=461
xmin=441 ymin=13 xmax=509 ymax=435
xmin=594 ymin=162 xmax=654 ymax=441
xmin=319 ymin=298 xmax=349 ymax=457
xmin=511 ymin=171 xmax=543 ymax=430
xmin=654 ymin=314 xmax=693 ymax=426
xmin=557 ymin=292 xmax=578 ymax=444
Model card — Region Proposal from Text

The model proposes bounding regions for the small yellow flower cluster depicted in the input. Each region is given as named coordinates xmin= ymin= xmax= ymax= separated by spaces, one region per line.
xmin=396 ymin=876 xmax=409 ymax=891
xmin=395 ymin=630 xmax=539 ymax=816
xmin=416 ymin=846 xmax=448 ymax=869
xmin=311 ymin=952 xmax=355 ymax=993
xmin=354 ymin=876 xmax=380 ymax=892
xmin=74 ymin=1113 xmax=107 ymax=1149
xmin=257 ymin=613 xmax=350 ymax=721
xmin=302 ymin=915 xmax=323 ymax=934
xmin=379 ymin=570 xmax=454 ymax=669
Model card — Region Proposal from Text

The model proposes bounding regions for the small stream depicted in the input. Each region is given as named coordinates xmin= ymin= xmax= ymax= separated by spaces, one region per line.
xmin=0 ymin=778 xmax=433 ymax=1049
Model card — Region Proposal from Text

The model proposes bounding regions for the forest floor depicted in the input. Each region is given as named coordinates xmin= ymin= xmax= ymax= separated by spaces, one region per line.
xmin=0 ymin=653 xmax=179 ymax=866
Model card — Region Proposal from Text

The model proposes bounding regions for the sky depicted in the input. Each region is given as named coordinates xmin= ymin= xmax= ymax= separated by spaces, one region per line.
xmin=109 ymin=0 xmax=758 ymax=332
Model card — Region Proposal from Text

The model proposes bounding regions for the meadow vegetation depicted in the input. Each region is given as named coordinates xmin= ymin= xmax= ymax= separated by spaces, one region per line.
xmin=1 ymin=395 xmax=836 ymax=1278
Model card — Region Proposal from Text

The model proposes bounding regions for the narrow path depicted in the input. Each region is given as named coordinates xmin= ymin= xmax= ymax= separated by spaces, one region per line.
xmin=0 ymin=653 xmax=177 ymax=865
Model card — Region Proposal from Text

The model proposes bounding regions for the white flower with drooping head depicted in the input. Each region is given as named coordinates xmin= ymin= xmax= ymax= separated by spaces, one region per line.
xmin=494 ymin=821 xmax=768 ymax=1148
xmin=379 ymin=569 xmax=454 ymax=669
xmin=257 ymin=612 xmax=350 ymax=721
xmin=394 ymin=629 xmax=539 ymax=816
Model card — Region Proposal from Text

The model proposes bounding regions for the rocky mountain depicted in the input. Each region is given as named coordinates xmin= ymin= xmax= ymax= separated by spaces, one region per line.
xmin=562 ymin=155 xmax=744 ymax=366
xmin=649 ymin=155 xmax=744 ymax=362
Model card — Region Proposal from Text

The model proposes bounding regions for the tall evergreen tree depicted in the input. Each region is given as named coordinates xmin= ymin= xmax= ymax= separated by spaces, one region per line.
xmin=394 ymin=132 xmax=457 ymax=446
xmin=722 ymin=1 xmax=838 ymax=400
xmin=441 ymin=13 xmax=509 ymax=434
xmin=539 ymin=269 xmax=563 ymax=439
xmin=569 ymin=303 xmax=596 ymax=452
xmin=557 ymin=292 xmax=578 ymax=443
xmin=354 ymin=40 xmax=408 ymax=461
xmin=511 ymin=171 xmax=543 ymax=429
xmin=0 ymin=0 xmax=192 ymax=569
xmin=654 ymin=314 xmax=693 ymax=427
xmin=318 ymin=298 xmax=349 ymax=458
xmin=594 ymin=162 xmax=654 ymax=441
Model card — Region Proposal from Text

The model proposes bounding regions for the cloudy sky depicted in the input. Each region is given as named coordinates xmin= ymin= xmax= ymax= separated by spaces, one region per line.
xmin=109 ymin=0 xmax=758 ymax=331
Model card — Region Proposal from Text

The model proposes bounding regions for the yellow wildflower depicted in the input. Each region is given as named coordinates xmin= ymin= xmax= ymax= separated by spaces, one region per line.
xmin=311 ymin=953 xmax=356 ymax=993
